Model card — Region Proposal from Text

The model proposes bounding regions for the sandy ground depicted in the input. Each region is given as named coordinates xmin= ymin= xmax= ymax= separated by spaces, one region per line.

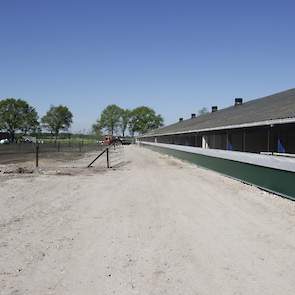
xmin=1 ymin=145 xmax=295 ymax=295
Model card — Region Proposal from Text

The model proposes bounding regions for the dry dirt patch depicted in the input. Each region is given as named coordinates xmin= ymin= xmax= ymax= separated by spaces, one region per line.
xmin=1 ymin=145 xmax=295 ymax=295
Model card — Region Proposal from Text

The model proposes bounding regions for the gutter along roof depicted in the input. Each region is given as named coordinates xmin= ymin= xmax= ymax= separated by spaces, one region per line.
xmin=141 ymin=88 xmax=295 ymax=137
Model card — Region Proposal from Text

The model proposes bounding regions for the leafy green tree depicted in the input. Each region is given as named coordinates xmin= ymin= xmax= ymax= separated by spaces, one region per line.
xmin=21 ymin=105 xmax=39 ymax=135
xmin=41 ymin=105 xmax=73 ymax=140
xmin=0 ymin=98 xmax=39 ymax=142
xmin=129 ymin=106 xmax=163 ymax=135
xmin=97 ymin=104 xmax=123 ymax=136
xmin=92 ymin=122 xmax=102 ymax=137
xmin=119 ymin=109 xmax=131 ymax=137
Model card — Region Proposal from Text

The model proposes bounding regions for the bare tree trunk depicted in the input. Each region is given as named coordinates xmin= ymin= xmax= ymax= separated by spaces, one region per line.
xmin=54 ymin=131 xmax=59 ymax=143
xmin=9 ymin=130 xmax=15 ymax=143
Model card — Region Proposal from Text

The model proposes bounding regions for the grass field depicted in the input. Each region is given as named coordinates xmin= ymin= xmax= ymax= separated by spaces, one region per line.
xmin=41 ymin=137 xmax=98 ymax=144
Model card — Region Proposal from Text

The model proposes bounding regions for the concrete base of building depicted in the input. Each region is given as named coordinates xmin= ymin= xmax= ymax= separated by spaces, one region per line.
xmin=140 ymin=141 xmax=295 ymax=201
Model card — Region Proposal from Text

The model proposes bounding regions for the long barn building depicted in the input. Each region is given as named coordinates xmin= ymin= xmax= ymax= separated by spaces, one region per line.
xmin=138 ymin=89 xmax=295 ymax=199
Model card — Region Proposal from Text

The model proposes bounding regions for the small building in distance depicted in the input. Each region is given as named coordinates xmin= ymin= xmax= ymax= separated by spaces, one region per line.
xmin=0 ymin=132 xmax=10 ymax=141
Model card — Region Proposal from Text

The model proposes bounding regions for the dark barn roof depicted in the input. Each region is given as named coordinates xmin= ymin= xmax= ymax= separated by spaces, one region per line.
xmin=142 ymin=88 xmax=295 ymax=137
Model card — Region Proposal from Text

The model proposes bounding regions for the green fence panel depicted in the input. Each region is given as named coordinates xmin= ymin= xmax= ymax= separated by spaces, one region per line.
xmin=144 ymin=144 xmax=295 ymax=201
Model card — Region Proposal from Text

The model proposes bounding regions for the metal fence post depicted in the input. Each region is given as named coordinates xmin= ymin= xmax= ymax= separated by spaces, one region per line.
xmin=107 ymin=148 xmax=110 ymax=168
xmin=35 ymin=143 xmax=39 ymax=168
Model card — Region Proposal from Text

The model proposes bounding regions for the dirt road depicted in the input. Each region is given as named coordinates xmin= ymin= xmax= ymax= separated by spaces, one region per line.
xmin=1 ymin=145 xmax=295 ymax=295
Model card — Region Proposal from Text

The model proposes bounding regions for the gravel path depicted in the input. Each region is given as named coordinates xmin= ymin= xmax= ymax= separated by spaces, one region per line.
xmin=1 ymin=145 xmax=295 ymax=295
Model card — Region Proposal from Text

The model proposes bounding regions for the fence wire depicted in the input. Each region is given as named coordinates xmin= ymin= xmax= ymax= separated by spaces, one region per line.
xmin=0 ymin=142 xmax=103 ymax=166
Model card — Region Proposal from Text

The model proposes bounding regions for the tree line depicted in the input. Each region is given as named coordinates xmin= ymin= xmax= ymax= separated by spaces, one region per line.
xmin=92 ymin=104 xmax=163 ymax=137
xmin=0 ymin=98 xmax=73 ymax=142
xmin=0 ymin=98 xmax=164 ymax=142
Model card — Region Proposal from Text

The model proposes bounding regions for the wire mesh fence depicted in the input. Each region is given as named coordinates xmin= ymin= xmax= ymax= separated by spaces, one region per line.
xmin=0 ymin=141 xmax=128 ymax=178
xmin=0 ymin=142 xmax=104 ymax=166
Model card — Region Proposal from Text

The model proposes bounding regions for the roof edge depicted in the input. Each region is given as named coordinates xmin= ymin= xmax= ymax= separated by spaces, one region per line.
xmin=138 ymin=117 xmax=295 ymax=138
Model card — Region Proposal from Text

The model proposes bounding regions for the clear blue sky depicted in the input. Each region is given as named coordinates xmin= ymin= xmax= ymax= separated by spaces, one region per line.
xmin=1 ymin=0 xmax=295 ymax=132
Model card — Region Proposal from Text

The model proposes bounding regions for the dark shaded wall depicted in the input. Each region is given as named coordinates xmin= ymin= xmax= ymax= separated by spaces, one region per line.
xmin=139 ymin=123 xmax=295 ymax=154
